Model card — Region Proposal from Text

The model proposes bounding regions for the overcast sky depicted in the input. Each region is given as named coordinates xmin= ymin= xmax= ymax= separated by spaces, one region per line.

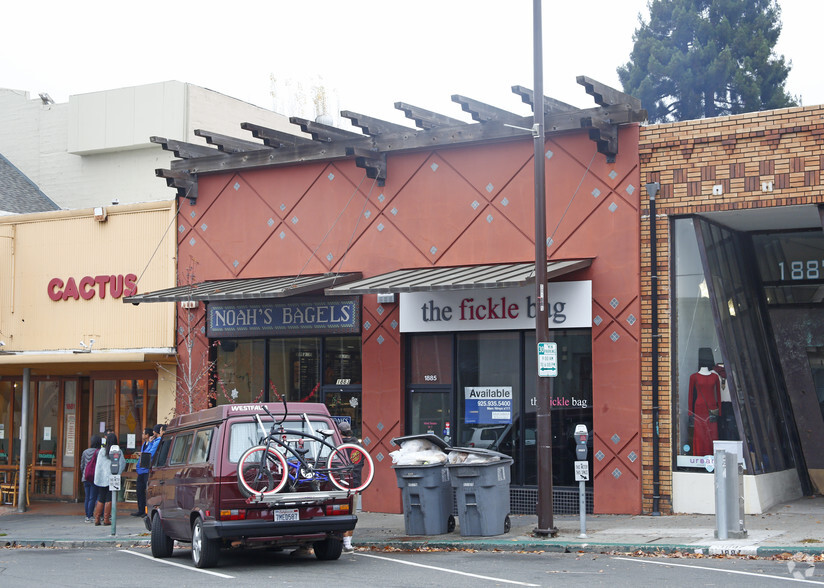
xmin=2 ymin=1 xmax=819 ymax=127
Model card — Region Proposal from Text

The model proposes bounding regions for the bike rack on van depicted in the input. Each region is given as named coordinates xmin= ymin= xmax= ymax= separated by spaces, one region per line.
xmin=245 ymin=489 xmax=353 ymax=507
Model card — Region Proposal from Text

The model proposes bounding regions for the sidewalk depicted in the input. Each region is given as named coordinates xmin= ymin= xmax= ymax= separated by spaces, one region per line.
xmin=2 ymin=496 xmax=824 ymax=558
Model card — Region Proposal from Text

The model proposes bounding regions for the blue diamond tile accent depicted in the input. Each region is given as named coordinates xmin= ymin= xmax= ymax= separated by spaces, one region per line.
xmin=376 ymin=452 xmax=383 ymax=461
xmin=628 ymin=451 xmax=638 ymax=463
xmin=486 ymin=214 xmax=494 ymax=223
xmin=595 ymin=450 xmax=605 ymax=461
xmin=611 ymin=433 xmax=621 ymax=444
xmin=279 ymin=231 xmax=286 ymax=239
xmin=612 ymin=468 xmax=622 ymax=479
xmin=378 ymin=193 xmax=385 ymax=203
xmin=190 ymin=211 xmax=197 ymax=219
xmin=391 ymin=207 xmax=398 ymax=216
xmin=364 ymin=321 xmax=371 ymax=330
xmin=328 ymin=173 xmax=335 ymax=181
xmin=268 ymin=218 xmax=275 ymax=227
xmin=280 ymin=203 xmax=286 ymax=211
xmin=593 ymin=315 xmax=603 ymax=326
xmin=233 ymin=260 xmax=239 ymax=268
xmin=472 ymin=200 xmax=480 ymax=210
xmin=364 ymin=210 xmax=371 ymax=219
xmin=610 ymin=298 xmax=619 ymax=308
xmin=545 ymin=149 xmax=553 ymax=159
xmin=501 ymin=197 xmax=509 ymax=206
xmin=189 ymin=237 xmax=196 ymax=246
xmin=430 ymin=246 xmax=437 ymax=255
xmin=546 ymin=237 xmax=553 ymax=247
xmin=377 ymin=335 xmax=385 ymax=344
xmin=609 ymin=202 xmax=618 ymax=213
xmin=609 ymin=170 xmax=617 ymax=180
xmin=291 ymin=216 xmax=299 ymax=224
xmin=431 ymin=163 xmax=439 ymax=172
xmin=377 ymin=223 xmax=385 ymax=232
xmin=626 ymin=184 xmax=635 ymax=195
xmin=364 ymin=437 xmax=371 ymax=446
xmin=377 ymin=306 xmax=384 ymax=315
xmin=610 ymin=331 xmax=620 ymax=342
xmin=592 ymin=188 xmax=601 ymax=198
xmin=486 ymin=183 xmax=494 ymax=192
xmin=377 ymin=422 xmax=384 ymax=431
xmin=627 ymin=314 xmax=636 ymax=325
xmin=178 ymin=225 xmax=185 ymax=233
xmin=326 ymin=253 xmax=334 ymax=262
xmin=234 ymin=182 xmax=240 ymax=190
xmin=391 ymin=319 xmax=398 ymax=330
xmin=178 ymin=326 xmax=184 ymax=335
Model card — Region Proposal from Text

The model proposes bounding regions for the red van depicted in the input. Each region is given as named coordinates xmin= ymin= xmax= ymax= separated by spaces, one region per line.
xmin=145 ymin=402 xmax=357 ymax=568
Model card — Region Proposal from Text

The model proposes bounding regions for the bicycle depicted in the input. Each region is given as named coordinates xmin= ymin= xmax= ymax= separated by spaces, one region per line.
xmin=236 ymin=400 xmax=374 ymax=499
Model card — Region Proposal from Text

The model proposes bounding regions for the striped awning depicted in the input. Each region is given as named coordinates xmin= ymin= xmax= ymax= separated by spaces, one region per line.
xmin=124 ymin=273 xmax=362 ymax=304
xmin=324 ymin=260 xmax=591 ymax=295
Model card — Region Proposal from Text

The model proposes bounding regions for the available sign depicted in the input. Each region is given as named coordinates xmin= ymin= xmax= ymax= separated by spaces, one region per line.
xmin=464 ymin=386 xmax=512 ymax=424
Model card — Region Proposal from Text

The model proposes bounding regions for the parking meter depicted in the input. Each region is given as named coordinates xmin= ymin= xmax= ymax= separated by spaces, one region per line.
xmin=574 ymin=424 xmax=588 ymax=461
xmin=109 ymin=445 xmax=125 ymax=474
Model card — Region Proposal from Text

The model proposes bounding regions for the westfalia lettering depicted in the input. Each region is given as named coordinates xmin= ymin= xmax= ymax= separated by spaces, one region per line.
xmin=420 ymin=296 xmax=567 ymax=324
xmin=47 ymin=274 xmax=137 ymax=301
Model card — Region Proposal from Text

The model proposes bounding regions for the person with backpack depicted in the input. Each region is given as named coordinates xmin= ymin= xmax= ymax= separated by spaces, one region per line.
xmin=80 ymin=435 xmax=102 ymax=523
xmin=93 ymin=432 xmax=119 ymax=526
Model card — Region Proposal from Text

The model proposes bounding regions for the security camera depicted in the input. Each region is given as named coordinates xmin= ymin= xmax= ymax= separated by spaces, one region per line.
xmin=0 ymin=341 xmax=5 ymax=346
xmin=79 ymin=341 xmax=87 ymax=348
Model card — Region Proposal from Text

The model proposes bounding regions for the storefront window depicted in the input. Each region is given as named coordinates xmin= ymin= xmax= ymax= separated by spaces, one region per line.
xmin=0 ymin=382 xmax=11 ymax=465
xmin=36 ymin=382 xmax=59 ymax=466
xmin=119 ymin=379 xmax=144 ymax=453
xmin=92 ymin=380 xmax=116 ymax=435
xmin=408 ymin=334 xmax=453 ymax=386
xmin=323 ymin=336 xmax=361 ymax=385
xmin=214 ymin=339 xmax=265 ymax=404
xmin=269 ymin=338 xmax=321 ymax=402
xmin=407 ymin=334 xmax=453 ymax=441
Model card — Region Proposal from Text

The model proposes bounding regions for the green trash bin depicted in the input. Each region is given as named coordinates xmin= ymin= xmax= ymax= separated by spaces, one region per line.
xmin=391 ymin=434 xmax=456 ymax=536
xmin=446 ymin=447 xmax=512 ymax=537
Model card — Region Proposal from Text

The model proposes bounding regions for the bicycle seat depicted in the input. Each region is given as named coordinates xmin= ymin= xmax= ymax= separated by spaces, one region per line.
xmin=317 ymin=429 xmax=335 ymax=438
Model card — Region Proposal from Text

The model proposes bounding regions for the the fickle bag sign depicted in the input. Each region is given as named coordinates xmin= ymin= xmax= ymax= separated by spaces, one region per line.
xmin=400 ymin=281 xmax=591 ymax=332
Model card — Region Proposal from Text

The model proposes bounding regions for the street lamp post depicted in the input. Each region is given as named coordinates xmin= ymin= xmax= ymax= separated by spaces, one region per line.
xmin=532 ymin=0 xmax=556 ymax=536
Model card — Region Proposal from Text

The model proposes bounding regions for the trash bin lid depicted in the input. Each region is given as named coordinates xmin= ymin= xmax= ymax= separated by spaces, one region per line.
xmin=391 ymin=434 xmax=451 ymax=451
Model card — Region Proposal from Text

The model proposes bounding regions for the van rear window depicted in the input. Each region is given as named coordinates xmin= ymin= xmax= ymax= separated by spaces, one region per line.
xmin=228 ymin=417 xmax=336 ymax=463
xmin=169 ymin=432 xmax=194 ymax=465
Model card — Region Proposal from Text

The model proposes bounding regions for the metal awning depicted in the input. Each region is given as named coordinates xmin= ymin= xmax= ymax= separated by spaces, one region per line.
xmin=324 ymin=260 xmax=592 ymax=295
xmin=124 ymin=273 xmax=362 ymax=304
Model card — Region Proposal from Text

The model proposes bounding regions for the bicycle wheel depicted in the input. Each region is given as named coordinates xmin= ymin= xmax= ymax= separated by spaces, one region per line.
xmin=237 ymin=445 xmax=288 ymax=497
xmin=326 ymin=443 xmax=374 ymax=492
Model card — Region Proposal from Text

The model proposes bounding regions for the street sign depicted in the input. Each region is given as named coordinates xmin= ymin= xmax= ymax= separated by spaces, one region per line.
xmin=574 ymin=460 xmax=589 ymax=481
xmin=537 ymin=342 xmax=557 ymax=377
xmin=108 ymin=474 xmax=121 ymax=491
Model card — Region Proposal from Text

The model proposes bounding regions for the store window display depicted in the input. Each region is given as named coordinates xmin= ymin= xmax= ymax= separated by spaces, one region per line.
xmin=687 ymin=348 xmax=721 ymax=456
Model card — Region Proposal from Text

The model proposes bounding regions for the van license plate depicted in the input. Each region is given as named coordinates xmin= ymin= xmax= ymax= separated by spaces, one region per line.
xmin=275 ymin=509 xmax=299 ymax=522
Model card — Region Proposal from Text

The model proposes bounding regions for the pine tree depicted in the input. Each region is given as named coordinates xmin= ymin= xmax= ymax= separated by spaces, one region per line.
xmin=618 ymin=0 xmax=797 ymax=123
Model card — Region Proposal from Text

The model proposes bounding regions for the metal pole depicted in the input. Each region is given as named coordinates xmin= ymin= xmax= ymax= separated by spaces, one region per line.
xmin=533 ymin=0 xmax=556 ymax=536
xmin=579 ymin=480 xmax=587 ymax=538
xmin=18 ymin=368 xmax=30 ymax=513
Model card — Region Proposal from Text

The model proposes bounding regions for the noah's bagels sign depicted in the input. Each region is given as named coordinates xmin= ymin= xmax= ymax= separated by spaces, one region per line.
xmin=47 ymin=274 xmax=137 ymax=301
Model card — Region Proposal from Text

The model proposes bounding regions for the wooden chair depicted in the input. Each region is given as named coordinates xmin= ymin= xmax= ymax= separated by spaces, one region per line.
xmin=0 ymin=465 xmax=31 ymax=507
xmin=122 ymin=460 xmax=138 ymax=503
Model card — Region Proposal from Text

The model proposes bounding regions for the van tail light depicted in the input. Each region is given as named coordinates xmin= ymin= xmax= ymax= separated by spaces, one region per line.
xmin=219 ymin=509 xmax=247 ymax=521
xmin=325 ymin=503 xmax=350 ymax=516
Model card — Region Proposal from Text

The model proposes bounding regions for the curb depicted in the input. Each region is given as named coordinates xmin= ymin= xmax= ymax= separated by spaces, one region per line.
xmin=2 ymin=538 xmax=151 ymax=548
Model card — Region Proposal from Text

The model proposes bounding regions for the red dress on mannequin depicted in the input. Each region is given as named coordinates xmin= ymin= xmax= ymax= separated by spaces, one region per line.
xmin=689 ymin=370 xmax=721 ymax=456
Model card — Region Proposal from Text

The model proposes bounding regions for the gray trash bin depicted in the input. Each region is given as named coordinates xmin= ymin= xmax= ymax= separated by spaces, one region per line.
xmin=446 ymin=447 xmax=512 ymax=537
xmin=392 ymin=434 xmax=456 ymax=536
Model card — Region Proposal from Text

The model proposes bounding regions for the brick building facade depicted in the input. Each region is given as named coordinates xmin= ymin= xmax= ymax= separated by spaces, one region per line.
xmin=640 ymin=106 xmax=824 ymax=514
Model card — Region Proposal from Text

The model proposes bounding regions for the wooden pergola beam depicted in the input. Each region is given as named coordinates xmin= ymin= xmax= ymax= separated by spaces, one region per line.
xmin=451 ymin=95 xmax=526 ymax=124
xmin=394 ymin=102 xmax=467 ymax=130
xmin=194 ymin=129 xmax=270 ymax=154
xmin=511 ymin=85 xmax=578 ymax=114
xmin=240 ymin=122 xmax=315 ymax=148
xmin=289 ymin=117 xmax=364 ymax=143
xmin=340 ymin=111 xmax=414 ymax=137
xmin=156 ymin=168 xmax=198 ymax=203
xmin=577 ymin=75 xmax=642 ymax=110
xmin=150 ymin=136 xmax=221 ymax=159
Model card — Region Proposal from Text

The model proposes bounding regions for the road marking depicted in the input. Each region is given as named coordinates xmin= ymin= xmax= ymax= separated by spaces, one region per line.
xmin=614 ymin=556 xmax=824 ymax=585
xmin=119 ymin=549 xmax=235 ymax=579
xmin=356 ymin=552 xmax=540 ymax=586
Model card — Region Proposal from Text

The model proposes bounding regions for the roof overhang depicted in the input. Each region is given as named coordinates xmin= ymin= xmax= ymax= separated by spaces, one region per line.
xmin=324 ymin=260 xmax=592 ymax=295
xmin=124 ymin=273 xmax=362 ymax=304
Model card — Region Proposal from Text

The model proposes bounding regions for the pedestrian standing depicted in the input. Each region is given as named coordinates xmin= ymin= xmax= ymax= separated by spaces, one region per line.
xmin=80 ymin=435 xmax=102 ymax=523
xmin=338 ymin=420 xmax=360 ymax=554
xmin=92 ymin=432 xmax=118 ymax=526
xmin=132 ymin=426 xmax=159 ymax=517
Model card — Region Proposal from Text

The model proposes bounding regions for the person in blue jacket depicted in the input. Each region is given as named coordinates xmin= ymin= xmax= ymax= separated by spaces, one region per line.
xmin=132 ymin=424 xmax=163 ymax=517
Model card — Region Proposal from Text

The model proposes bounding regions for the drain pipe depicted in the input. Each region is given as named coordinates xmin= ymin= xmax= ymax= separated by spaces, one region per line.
xmin=646 ymin=182 xmax=661 ymax=516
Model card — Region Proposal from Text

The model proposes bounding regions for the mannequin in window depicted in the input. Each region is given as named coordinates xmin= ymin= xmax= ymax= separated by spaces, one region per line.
xmin=689 ymin=347 xmax=721 ymax=456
